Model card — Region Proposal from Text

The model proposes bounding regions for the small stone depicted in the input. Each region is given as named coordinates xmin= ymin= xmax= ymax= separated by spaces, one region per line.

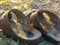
xmin=58 ymin=0 xmax=60 ymax=2
xmin=0 ymin=29 xmax=2 ymax=34
xmin=52 ymin=3 xmax=59 ymax=12
xmin=45 ymin=0 xmax=51 ymax=4
xmin=57 ymin=34 xmax=60 ymax=38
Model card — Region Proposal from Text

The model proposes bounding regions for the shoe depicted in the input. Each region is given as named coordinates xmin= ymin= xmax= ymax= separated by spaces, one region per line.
xmin=0 ymin=9 xmax=42 ymax=45
xmin=30 ymin=10 xmax=60 ymax=43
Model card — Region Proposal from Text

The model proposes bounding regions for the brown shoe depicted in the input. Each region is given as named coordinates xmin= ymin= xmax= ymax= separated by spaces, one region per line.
xmin=30 ymin=10 xmax=60 ymax=43
xmin=0 ymin=9 xmax=42 ymax=45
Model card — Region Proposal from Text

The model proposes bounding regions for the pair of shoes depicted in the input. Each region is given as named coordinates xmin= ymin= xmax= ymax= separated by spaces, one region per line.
xmin=0 ymin=9 xmax=42 ymax=45
xmin=28 ymin=10 xmax=60 ymax=44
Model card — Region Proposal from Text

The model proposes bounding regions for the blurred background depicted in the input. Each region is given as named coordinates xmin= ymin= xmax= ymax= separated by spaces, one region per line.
xmin=0 ymin=0 xmax=60 ymax=16
xmin=0 ymin=0 xmax=60 ymax=12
